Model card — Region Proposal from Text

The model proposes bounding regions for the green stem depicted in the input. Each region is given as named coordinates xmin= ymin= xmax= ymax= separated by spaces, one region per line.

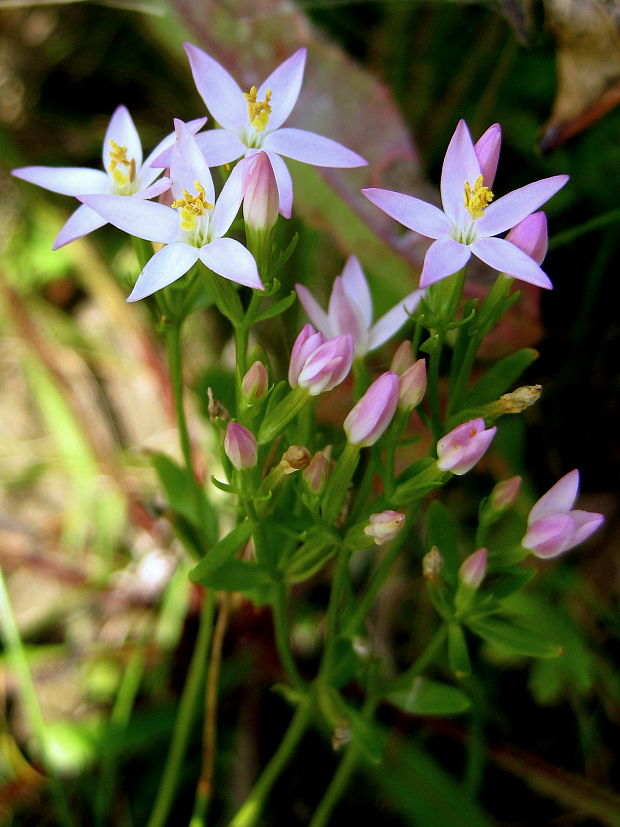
xmin=548 ymin=206 xmax=620 ymax=250
xmin=399 ymin=624 xmax=448 ymax=684
xmin=321 ymin=442 xmax=360 ymax=525
xmin=146 ymin=591 xmax=216 ymax=827
xmin=448 ymin=333 xmax=480 ymax=416
xmin=0 ymin=569 xmax=75 ymax=827
xmin=308 ymin=734 xmax=362 ymax=827
xmin=319 ymin=544 xmax=351 ymax=680
xmin=272 ymin=579 xmax=305 ymax=691
xmin=227 ymin=695 xmax=313 ymax=827
xmin=427 ymin=328 xmax=445 ymax=439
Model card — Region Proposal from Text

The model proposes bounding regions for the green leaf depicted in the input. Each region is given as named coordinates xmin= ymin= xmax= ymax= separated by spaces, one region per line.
xmin=386 ymin=677 xmax=471 ymax=716
xmin=461 ymin=348 xmax=539 ymax=409
xmin=193 ymin=558 xmax=271 ymax=592
xmin=285 ymin=537 xmax=337 ymax=583
xmin=151 ymin=452 xmax=209 ymax=529
xmin=468 ymin=616 xmax=562 ymax=658
xmin=426 ymin=501 xmax=459 ymax=586
xmin=448 ymin=623 xmax=471 ymax=677
xmin=189 ymin=520 xmax=255 ymax=584
xmin=251 ymin=290 xmax=297 ymax=323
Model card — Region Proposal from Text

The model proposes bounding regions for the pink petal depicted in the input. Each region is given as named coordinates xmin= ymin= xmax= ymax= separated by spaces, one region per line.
xmin=265 ymin=151 xmax=293 ymax=218
xmin=474 ymin=123 xmax=501 ymax=188
xmin=137 ymin=177 xmax=172 ymax=200
xmin=184 ymin=42 xmax=246 ymax=130
xmin=127 ymin=243 xmax=200 ymax=302
xmin=440 ymin=120 xmax=481 ymax=226
xmin=328 ymin=277 xmax=369 ymax=355
xmin=289 ymin=324 xmax=325 ymax=387
xmin=142 ymin=117 xmax=207 ymax=180
xmin=470 ymin=237 xmax=552 ymax=289
xmin=420 ymin=238 xmax=471 ymax=287
xmin=258 ymin=48 xmax=306 ymax=131
xmin=12 ymin=166 xmax=109 ymax=197
xmin=170 ymin=120 xmax=215 ymax=203
xmin=264 ymin=127 xmax=366 ymax=168
xmin=104 ymin=105 xmax=142 ymax=174
xmin=570 ymin=510 xmax=605 ymax=547
xmin=195 ymin=129 xmax=246 ymax=167
xmin=199 ymin=237 xmax=263 ymax=290
xmin=52 ymin=204 xmax=107 ymax=250
xmin=476 ymin=175 xmax=569 ymax=237
xmin=362 ymin=188 xmax=450 ymax=239
xmin=341 ymin=255 xmax=372 ymax=327
xmin=522 ymin=513 xmax=575 ymax=559
xmin=80 ymin=194 xmax=180 ymax=243
xmin=295 ymin=284 xmax=332 ymax=337
xmin=504 ymin=212 xmax=548 ymax=265
xmin=368 ymin=289 xmax=423 ymax=351
xmin=209 ymin=160 xmax=245 ymax=239
xmin=529 ymin=469 xmax=580 ymax=523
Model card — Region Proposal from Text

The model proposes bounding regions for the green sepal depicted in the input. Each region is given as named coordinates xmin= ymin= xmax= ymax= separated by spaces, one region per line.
xmin=425 ymin=501 xmax=459 ymax=587
xmin=251 ymin=290 xmax=297 ymax=323
xmin=258 ymin=385 xmax=308 ymax=444
xmin=391 ymin=461 xmax=449 ymax=506
xmin=448 ymin=623 xmax=471 ymax=678
xmin=210 ymin=476 xmax=237 ymax=494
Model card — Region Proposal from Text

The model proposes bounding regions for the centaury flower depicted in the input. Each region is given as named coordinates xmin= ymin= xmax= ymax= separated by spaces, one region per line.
xmin=12 ymin=105 xmax=204 ymax=250
xmin=363 ymin=120 xmax=568 ymax=289
xmin=80 ymin=120 xmax=262 ymax=302
xmin=179 ymin=44 xmax=367 ymax=218
xmin=296 ymin=256 xmax=423 ymax=358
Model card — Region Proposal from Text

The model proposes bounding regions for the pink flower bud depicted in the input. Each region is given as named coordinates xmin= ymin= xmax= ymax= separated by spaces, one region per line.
xmin=459 ymin=548 xmax=487 ymax=589
xmin=398 ymin=358 xmax=427 ymax=412
xmin=243 ymin=151 xmax=279 ymax=232
xmin=490 ymin=476 xmax=522 ymax=511
xmin=505 ymin=212 xmax=548 ymax=265
xmin=436 ymin=418 xmax=497 ymax=476
xmin=241 ymin=360 xmax=269 ymax=402
xmin=363 ymin=510 xmax=405 ymax=546
xmin=224 ymin=422 xmax=258 ymax=470
xmin=343 ymin=371 xmax=399 ymax=447
xmin=302 ymin=451 xmax=330 ymax=495
xmin=390 ymin=340 xmax=414 ymax=375
xmin=289 ymin=327 xmax=354 ymax=396
xmin=522 ymin=469 xmax=604 ymax=559
xmin=474 ymin=123 xmax=501 ymax=188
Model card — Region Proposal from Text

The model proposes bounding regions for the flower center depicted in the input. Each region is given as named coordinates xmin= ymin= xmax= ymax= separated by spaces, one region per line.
xmin=464 ymin=174 xmax=493 ymax=220
xmin=243 ymin=86 xmax=272 ymax=132
xmin=171 ymin=181 xmax=214 ymax=233
xmin=109 ymin=140 xmax=136 ymax=191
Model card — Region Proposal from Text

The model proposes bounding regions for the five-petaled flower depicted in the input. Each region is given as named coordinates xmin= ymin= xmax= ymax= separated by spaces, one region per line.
xmin=295 ymin=256 xmax=423 ymax=358
xmin=80 ymin=120 xmax=262 ymax=302
xmin=362 ymin=120 xmax=568 ymax=289
xmin=11 ymin=106 xmax=204 ymax=250
xmin=522 ymin=470 xmax=604 ymax=559
xmin=176 ymin=44 xmax=367 ymax=218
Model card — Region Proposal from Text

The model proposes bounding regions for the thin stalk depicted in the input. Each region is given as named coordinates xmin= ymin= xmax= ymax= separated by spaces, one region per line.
xmin=0 ymin=569 xmax=75 ymax=827
xmin=548 ymin=206 xmax=620 ymax=250
xmin=190 ymin=593 xmax=232 ymax=827
xmin=147 ymin=590 xmax=216 ymax=827
xmin=319 ymin=544 xmax=351 ymax=680
xmin=308 ymin=733 xmax=362 ymax=827
xmin=427 ymin=328 xmax=445 ymax=439
xmin=448 ymin=334 xmax=480 ymax=415
xmin=272 ymin=580 xmax=305 ymax=691
xmin=227 ymin=695 xmax=313 ymax=827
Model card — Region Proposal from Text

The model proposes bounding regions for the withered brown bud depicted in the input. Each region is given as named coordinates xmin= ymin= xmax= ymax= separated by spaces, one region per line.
xmin=423 ymin=546 xmax=444 ymax=583
xmin=499 ymin=385 xmax=542 ymax=414
xmin=279 ymin=445 xmax=311 ymax=475
xmin=207 ymin=387 xmax=230 ymax=423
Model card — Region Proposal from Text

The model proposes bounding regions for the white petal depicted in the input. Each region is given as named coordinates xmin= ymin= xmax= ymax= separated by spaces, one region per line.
xmin=362 ymin=187 xmax=451 ymax=239
xmin=184 ymin=42 xmax=247 ymax=130
xmin=368 ymin=289 xmax=423 ymax=350
xmin=476 ymin=175 xmax=569 ymax=237
xmin=209 ymin=161 xmax=245 ymax=239
xmin=529 ymin=469 xmax=580 ymax=523
xmin=265 ymin=151 xmax=293 ymax=218
xmin=295 ymin=283 xmax=332 ymax=336
xmin=440 ymin=119 xmax=481 ymax=226
xmin=142 ymin=117 xmax=207 ymax=179
xmin=420 ymin=238 xmax=471 ymax=287
xmin=104 ymin=105 xmax=143 ymax=174
xmin=170 ymin=120 xmax=215 ymax=202
xmin=195 ymin=129 xmax=246 ymax=166
xmin=264 ymin=128 xmax=366 ymax=168
xmin=259 ymin=48 xmax=306 ymax=131
xmin=12 ymin=166 xmax=109 ymax=197
xmin=341 ymin=255 xmax=372 ymax=327
xmin=199 ymin=237 xmax=263 ymax=289
xmin=52 ymin=204 xmax=107 ymax=250
xmin=137 ymin=177 xmax=171 ymax=200
xmin=127 ymin=243 xmax=200 ymax=302
xmin=80 ymin=194 xmax=180 ymax=243
xmin=470 ymin=237 xmax=552 ymax=289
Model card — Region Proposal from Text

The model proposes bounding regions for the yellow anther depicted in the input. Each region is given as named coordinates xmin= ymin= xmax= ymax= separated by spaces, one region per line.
xmin=109 ymin=139 xmax=136 ymax=184
xmin=464 ymin=174 xmax=493 ymax=220
xmin=171 ymin=180 xmax=213 ymax=231
xmin=243 ymin=86 xmax=272 ymax=132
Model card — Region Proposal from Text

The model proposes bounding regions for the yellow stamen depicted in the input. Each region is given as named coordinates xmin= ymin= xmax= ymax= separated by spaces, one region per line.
xmin=171 ymin=180 xmax=213 ymax=231
xmin=109 ymin=139 xmax=136 ymax=186
xmin=464 ymin=174 xmax=493 ymax=220
xmin=243 ymin=86 xmax=272 ymax=132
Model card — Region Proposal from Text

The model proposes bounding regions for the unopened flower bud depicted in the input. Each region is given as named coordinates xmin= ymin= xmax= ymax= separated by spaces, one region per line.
xmin=390 ymin=340 xmax=414 ymax=375
xmin=363 ymin=510 xmax=406 ymax=546
xmin=289 ymin=325 xmax=354 ymax=396
xmin=224 ymin=422 xmax=257 ymax=470
xmin=344 ymin=371 xmax=399 ymax=447
xmin=474 ymin=123 xmax=501 ymax=188
xmin=279 ymin=445 xmax=311 ymax=475
xmin=398 ymin=358 xmax=427 ymax=412
xmin=423 ymin=546 xmax=444 ymax=583
xmin=436 ymin=418 xmax=496 ymax=476
xmin=459 ymin=548 xmax=487 ymax=589
xmin=498 ymin=385 xmax=542 ymax=414
xmin=243 ymin=151 xmax=279 ymax=232
xmin=505 ymin=212 xmax=548 ymax=265
xmin=241 ymin=360 xmax=269 ymax=403
xmin=490 ymin=476 xmax=522 ymax=512
xmin=302 ymin=451 xmax=330 ymax=495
